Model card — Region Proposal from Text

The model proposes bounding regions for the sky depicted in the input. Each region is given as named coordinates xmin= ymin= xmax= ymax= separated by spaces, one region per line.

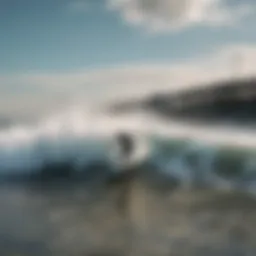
xmin=1 ymin=0 xmax=256 ymax=119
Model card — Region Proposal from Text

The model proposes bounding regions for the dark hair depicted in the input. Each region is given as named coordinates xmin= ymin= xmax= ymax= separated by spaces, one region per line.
xmin=116 ymin=132 xmax=134 ymax=157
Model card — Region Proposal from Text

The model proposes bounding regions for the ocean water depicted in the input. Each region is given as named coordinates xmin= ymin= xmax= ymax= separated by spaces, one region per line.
xmin=0 ymin=107 xmax=256 ymax=255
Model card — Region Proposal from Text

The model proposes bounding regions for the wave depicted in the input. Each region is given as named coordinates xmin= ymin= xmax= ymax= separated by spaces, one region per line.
xmin=0 ymin=106 xmax=256 ymax=197
xmin=0 ymin=106 xmax=150 ymax=177
xmin=150 ymin=138 xmax=256 ymax=196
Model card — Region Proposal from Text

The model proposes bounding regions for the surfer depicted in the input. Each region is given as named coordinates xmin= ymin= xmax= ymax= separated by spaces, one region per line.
xmin=108 ymin=132 xmax=138 ymax=185
xmin=107 ymin=131 xmax=151 ymax=237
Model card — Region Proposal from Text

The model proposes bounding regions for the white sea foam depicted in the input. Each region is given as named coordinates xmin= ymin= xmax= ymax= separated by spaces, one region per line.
xmin=0 ymin=106 xmax=151 ymax=175
xmin=0 ymin=105 xmax=256 ymax=197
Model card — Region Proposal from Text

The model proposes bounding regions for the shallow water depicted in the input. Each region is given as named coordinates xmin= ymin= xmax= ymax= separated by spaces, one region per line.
xmin=1 ymin=175 xmax=256 ymax=256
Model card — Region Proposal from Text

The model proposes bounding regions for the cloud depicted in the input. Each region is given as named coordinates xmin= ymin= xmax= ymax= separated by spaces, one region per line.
xmin=108 ymin=0 xmax=254 ymax=32
xmin=1 ymin=43 xmax=256 ymax=118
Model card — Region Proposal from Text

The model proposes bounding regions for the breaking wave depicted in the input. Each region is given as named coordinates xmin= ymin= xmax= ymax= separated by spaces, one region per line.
xmin=0 ymin=105 xmax=256 ymax=197
xmin=0 ymin=106 xmax=149 ymax=176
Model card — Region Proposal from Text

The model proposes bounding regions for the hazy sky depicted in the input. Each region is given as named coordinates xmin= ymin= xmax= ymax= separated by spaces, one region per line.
xmin=1 ymin=0 xmax=256 ymax=118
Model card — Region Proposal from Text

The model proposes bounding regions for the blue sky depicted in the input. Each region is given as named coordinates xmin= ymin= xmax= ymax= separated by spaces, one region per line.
xmin=1 ymin=0 xmax=256 ymax=73
xmin=1 ymin=0 xmax=256 ymax=117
